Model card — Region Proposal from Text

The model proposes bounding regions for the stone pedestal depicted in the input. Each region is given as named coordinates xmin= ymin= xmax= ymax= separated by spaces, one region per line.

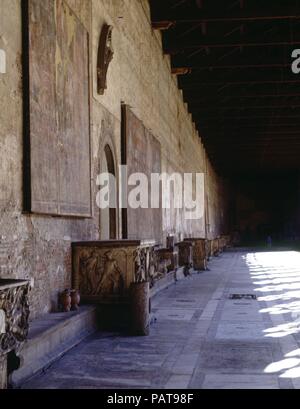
xmin=130 ymin=282 xmax=150 ymax=336
xmin=0 ymin=279 xmax=30 ymax=389
xmin=184 ymin=238 xmax=207 ymax=271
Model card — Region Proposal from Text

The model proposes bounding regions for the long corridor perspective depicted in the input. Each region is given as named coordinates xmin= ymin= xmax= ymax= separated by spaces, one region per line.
xmin=23 ymin=250 xmax=300 ymax=390
xmin=2 ymin=0 xmax=300 ymax=393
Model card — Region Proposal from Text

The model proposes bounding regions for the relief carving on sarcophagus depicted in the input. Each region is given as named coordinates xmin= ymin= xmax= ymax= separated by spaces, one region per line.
xmin=150 ymin=248 xmax=168 ymax=287
xmin=78 ymin=249 xmax=125 ymax=296
xmin=73 ymin=243 xmax=136 ymax=301
xmin=134 ymin=246 xmax=148 ymax=284
xmin=133 ymin=243 xmax=166 ymax=289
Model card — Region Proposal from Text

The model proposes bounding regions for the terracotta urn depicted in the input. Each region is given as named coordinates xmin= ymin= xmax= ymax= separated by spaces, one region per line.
xmin=60 ymin=289 xmax=71 ymax=312
xmin=70 ymin=289 xmax=80 ymax=311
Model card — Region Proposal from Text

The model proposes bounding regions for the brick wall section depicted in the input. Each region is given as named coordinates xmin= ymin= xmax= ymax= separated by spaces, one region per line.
xmin=0 ymin=0 xmax=227 ymax=319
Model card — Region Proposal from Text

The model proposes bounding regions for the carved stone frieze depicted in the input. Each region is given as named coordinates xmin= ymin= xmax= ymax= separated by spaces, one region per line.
xmin=73 ymin=243 xmax=135 ymax=301
xmin=134 ymin=246 xmax=148 ymax=284
xmin=0 ymin=281 xmax=30 ymax=356
xmin=133 ymin=244 xmax=169 ymax=289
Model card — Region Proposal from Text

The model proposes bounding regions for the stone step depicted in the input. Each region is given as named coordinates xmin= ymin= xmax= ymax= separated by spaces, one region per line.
xmin=10 ymin=306 xmax=97 ymax=388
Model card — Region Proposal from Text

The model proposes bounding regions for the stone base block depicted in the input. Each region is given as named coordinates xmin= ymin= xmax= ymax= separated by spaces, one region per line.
xmin=96 ymin=302 xmax=131 ymax=331
xmin=96 ymin=267 xmax=187 ymax=331
xmin=130 ymin=282 xmax=150 ymax=336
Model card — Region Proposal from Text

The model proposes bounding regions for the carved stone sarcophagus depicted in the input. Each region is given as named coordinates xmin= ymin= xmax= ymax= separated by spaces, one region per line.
xmin=0 ymin=279 xmax=30 ymax=389
xmin=175 ymin=241 xmax=193 ymax=275
xmin=154 ymin=235 xmax=178 ymax=273
xmin=219 ymin=235 xmax=228 ymax=252
xmin=221 ymin=235 xmax=231 ymax=249
xmin=154 ymin=248 xmax=172 ymax=273
xmin=205 ymin=239 xmax=211 ymax=261
xmin=184 ymin=238 xmax=207 ymax=271
xmin=211 ymin=238 xmax=220 ymax=256
xmin=72 ymin=240 xmax=166 ymax=303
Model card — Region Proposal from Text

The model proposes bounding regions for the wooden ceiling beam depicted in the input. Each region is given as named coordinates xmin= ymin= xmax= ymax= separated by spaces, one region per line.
xmin=186 ymin=93 xmax=300 ymax=102
xmin=190 ymin=104 xmax=300 ymax=110
xmin=193 ymin=114 xmax=300 ymax=119
xmin=166 ymin=40 xmax=300 ymax=53
xmin=152 ymin=15 xmax=300 ymax=24
xmin=173 ymin=63 xmax=291 ymax=70
xmin=179 ymin=79 xmax=300 ymax=88
xmin=152 ymin=21 xmax=175 ymax=30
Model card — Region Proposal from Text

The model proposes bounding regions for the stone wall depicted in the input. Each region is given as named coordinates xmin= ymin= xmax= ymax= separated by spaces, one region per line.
xmin=0 ymin=0 xmax=226 ymax=319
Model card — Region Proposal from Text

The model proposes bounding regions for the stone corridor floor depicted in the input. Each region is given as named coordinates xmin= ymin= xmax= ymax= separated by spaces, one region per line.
xmin=23 ymin=250 xmax=300 ymax=389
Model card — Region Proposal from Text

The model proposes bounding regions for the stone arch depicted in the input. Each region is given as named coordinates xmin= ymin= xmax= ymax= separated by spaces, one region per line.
xmin=100 ymin=142 xmax=118 ymax=240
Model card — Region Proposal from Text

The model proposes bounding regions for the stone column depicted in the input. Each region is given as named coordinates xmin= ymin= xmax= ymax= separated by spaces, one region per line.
xmin=130 ymin=282 xmax=150 ymax=336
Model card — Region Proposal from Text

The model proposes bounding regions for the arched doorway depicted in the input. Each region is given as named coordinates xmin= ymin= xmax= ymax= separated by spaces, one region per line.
xmin=100 ymin=144 xmax=117 ymax=240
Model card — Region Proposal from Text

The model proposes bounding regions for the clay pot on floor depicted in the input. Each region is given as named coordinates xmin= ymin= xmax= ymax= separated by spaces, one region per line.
xmin=60 ymin=289 xmax=71 ymax=312
xmin=70 ymin=289 xmax=80 ymax=311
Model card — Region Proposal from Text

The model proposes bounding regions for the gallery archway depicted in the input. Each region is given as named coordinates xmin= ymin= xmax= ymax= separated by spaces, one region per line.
xmin=100 ymin=144 xmax=117 ymax=240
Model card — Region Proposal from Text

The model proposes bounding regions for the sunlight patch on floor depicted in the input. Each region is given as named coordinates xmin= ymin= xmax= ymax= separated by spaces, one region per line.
xmin=264 ymin=348 xmax=300 ymax=378
xmin=244 ymin=251 xmax=300 ymax=378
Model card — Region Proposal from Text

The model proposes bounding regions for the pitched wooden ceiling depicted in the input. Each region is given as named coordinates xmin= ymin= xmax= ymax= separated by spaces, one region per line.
xmin=149 ymin=0 xmax=300 ymax=175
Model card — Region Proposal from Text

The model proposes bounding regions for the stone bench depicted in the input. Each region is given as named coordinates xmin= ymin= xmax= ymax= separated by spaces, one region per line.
xmin=10 ymin=306 xmax=97 ymax=388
